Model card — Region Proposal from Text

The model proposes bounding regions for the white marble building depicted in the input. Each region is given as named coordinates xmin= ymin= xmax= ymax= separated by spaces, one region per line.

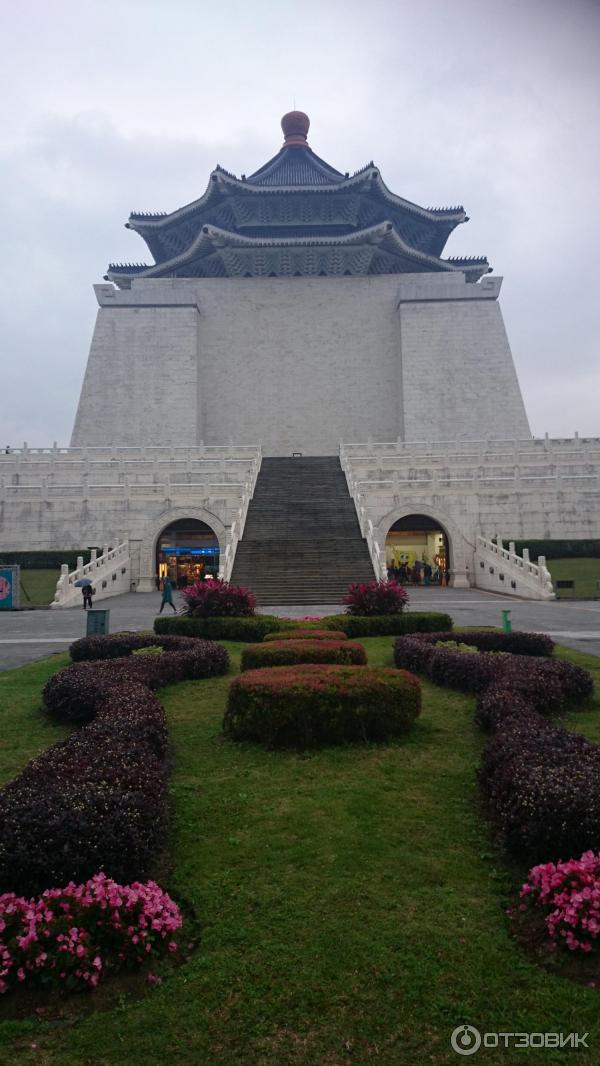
xmin=1 ymin=111 xmax=598 ymax=600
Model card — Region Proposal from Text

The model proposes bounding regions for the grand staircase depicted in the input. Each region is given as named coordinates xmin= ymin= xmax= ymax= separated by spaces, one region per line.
xmin=230 ymin=457 xmax=375 ymax=605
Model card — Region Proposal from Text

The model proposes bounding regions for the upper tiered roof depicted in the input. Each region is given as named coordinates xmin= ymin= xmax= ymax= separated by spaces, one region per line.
xmin=106 ymin=112 xmax=491 ymax=286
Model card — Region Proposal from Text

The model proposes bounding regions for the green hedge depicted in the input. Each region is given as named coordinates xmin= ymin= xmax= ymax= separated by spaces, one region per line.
xmin=240 ymin=639 xmax=367 ymax=671
xmin=155 ymin=611 xmax=453 ymax=642
xmin=154 ymin=614 xmax=296 ymax=642
xmin=511 ymin=540 xmax=600 ymax=561
xmin=224 ymin=664 xmax=421 ymax=748
xmin=0 ymin=549 xmax=99 ymax=570
xmin=318 ymin=612 xmax=453 ymax=638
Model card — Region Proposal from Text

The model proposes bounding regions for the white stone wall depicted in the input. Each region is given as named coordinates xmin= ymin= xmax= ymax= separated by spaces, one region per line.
xmin=399 ymin=292 xmax=530 ymax=441
xmin=342 ymin=438 xmax=600 ymax=589
xmin=70 ymin=272 xmax=529 ymax=455
xmin=0 ymin=446 xmax=261 ymax=591
xmin=72 ymin=289 xmax=199 ymax=446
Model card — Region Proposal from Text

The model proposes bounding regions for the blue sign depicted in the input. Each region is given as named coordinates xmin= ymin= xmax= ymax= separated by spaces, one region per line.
xmin=0 ymin=568 xmax=16 ymax=610
xmin=160 ymin=547 xmax=220 ymax=556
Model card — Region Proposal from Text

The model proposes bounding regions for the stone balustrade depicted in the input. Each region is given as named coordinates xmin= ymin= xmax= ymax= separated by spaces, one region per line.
xmin=51 ymin=543 xmax=131 ymax=608
xmin=340 ymin=437 xmax=600 ymax=598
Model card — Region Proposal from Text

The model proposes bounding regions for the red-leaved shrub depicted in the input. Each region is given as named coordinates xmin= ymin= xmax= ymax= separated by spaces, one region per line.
xmin=263 ymin=629 xmax=348 ymax=642
xmin=181 ymin=579 xmax=256 ymax=617
xmin=240 ymin=639 xmax=366 ymax=671
xmin=342 ymin=580 xmax=409 ymax=616
xmin=225 ymin=664 xmax=421 ymax=748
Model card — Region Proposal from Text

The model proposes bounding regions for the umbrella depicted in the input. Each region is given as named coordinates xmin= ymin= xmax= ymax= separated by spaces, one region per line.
xmin=74 ymin=578 xmax=93 ymax=587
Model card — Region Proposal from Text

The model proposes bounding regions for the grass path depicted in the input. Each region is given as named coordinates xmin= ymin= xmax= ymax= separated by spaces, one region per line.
xmin=0 ymin=641 xmax=599 ymax=1064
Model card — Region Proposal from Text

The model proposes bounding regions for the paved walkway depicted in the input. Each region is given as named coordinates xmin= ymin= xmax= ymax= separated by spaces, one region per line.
xmin=0 ymin=589 xmax=598 ymax=670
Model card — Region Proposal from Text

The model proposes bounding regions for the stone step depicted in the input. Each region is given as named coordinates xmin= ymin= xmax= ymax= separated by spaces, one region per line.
xmin=230 ymin=456 xmax=375 ymax=598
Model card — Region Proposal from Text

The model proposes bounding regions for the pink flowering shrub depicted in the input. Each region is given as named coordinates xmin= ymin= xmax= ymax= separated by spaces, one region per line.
xmin=520 ymin=851 xmax=600 ymax=953
xmin=181 ymin=579 xmax=256 ymax=618
xmin=343 ymin=580 xmax=409 ymax=616
xmin=0 ymin=873 xmax=182 ymax=994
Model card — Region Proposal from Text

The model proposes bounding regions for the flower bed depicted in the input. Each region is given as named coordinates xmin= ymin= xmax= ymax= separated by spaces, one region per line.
xmin=519 ymin=851 xmax=600 ymax=954
xmin=224 ymin=664 xmax=421 ymax=748
xmin=263 ymin=628 xmax=348 ymax=642
xmin=0 ymin=874 xmax=182 ymax=995
xmin=240 ymin=639 xmax=366 ymax=671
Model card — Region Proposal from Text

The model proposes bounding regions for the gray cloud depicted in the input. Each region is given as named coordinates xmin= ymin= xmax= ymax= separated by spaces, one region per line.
xmin=1 ymin=0 xmax=599 ymax=443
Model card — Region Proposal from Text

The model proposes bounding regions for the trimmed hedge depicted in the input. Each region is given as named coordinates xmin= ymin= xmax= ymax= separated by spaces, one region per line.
xmin=393 ymin=632 xmax=591 ymax=706
xmin=319 ymin=612 xmax=453 ymax=638
xmin=393 ymin=629 xmax=555 ymax=658
xmin=0 ymin=683 xmax=167 ymax=895
xmin=479 ymin=712 xmax=600 ymax=862
xmin=512 ymin=539 xmax=600 ymax=561
xmin=224 ymin=664 xmax=421 ymax=748
xmin=70 ymin=631 xmax=213 ymax=662
xmin=154 ymin=614 xmax=294 ymax=642
xmin=263 ymin=628 xmax=348 ymax=642
xmin=240 ymin=639 xmax=367 ymax=671
xmin=0 ymin=549 xmax=98 ymax=569
xmin=392 ymin=627 xmax=595 ymax=863
xmin=154 ymin=611 xmax=453 ymax=642
xmin=44 ymin=641 xmax=230 ymax=723
xmin=0 ymin=638 xmax=229 ymax=895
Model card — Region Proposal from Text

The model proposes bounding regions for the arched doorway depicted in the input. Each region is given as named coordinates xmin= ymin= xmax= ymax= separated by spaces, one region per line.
xmin=156 ymin=518 xmax=220 ymax=590
xmin=385 ymin=514 xmax=450 ymax=585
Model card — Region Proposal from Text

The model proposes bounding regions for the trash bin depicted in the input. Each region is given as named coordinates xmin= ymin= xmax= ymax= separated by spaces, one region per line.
xmin=86 ymin=609 xmax=110 ymax=636
xmin=501 ymin=609 xmax=512 ymax=633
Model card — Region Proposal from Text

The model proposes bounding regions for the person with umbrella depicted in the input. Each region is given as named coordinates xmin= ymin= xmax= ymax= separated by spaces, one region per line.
xmin=75 ymin=577 xmax=94 ymax=609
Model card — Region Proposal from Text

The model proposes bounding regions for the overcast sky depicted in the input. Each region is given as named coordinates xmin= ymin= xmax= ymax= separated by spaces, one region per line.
xmin=1 ymin=0 xmax=599 ymax=445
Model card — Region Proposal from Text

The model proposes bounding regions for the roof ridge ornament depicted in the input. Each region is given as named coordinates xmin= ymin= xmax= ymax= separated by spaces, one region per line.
xmin=281 ymin=110 xmax=310 ymax=147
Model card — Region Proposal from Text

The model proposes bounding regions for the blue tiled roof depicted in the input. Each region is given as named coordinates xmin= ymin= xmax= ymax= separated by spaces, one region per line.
xmin=246 ymin=145 xmax=345 ymax=187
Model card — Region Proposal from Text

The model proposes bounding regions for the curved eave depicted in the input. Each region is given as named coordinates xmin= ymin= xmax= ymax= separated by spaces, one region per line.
xmin=369 ymin=171 xmax=467 ymax=227
xmin=107 ymin=221 xmax=485 ymax=285
xmin=127 ymin=162 xmax=467 ymax=236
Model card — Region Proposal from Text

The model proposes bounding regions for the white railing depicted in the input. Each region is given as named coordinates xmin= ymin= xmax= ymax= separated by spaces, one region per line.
xmin=51 ymin=542 xmax=130 ymax=608
xmin=474 ymin=536 xmax=555 ymax=600
xmin=0 ymin=443 xmax=263 ymax=462
xmin=339 ymin=454 xmax=381 ymax=581
xmin=218 ymin=461 xmax=262 ymax=581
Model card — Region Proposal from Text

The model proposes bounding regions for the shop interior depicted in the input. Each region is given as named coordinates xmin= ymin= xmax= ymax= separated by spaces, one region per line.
xmin=156 ymin=518 xmax=220 ymax=589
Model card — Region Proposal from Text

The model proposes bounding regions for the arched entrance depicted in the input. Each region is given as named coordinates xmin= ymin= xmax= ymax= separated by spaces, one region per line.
xmin=385 ymin=514 xmax=450 ymax=585
xmin=156 ymin=518 xmax=220 ymax=589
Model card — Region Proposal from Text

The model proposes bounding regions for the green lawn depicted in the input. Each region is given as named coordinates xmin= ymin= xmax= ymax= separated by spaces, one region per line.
xmin=1 ymin=641 xmax=599 ymax=1064
xmin=547 ymin=557 xmax=600 ymax=599
xmin=17 ymin=569 xmax=60 ymax=607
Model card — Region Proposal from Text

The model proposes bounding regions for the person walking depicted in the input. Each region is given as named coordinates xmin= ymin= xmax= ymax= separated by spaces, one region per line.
xmin=81 ymin=584 xmax=94 ymax=609
xmin=159 ymin=575 xmax=177 ymax=613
